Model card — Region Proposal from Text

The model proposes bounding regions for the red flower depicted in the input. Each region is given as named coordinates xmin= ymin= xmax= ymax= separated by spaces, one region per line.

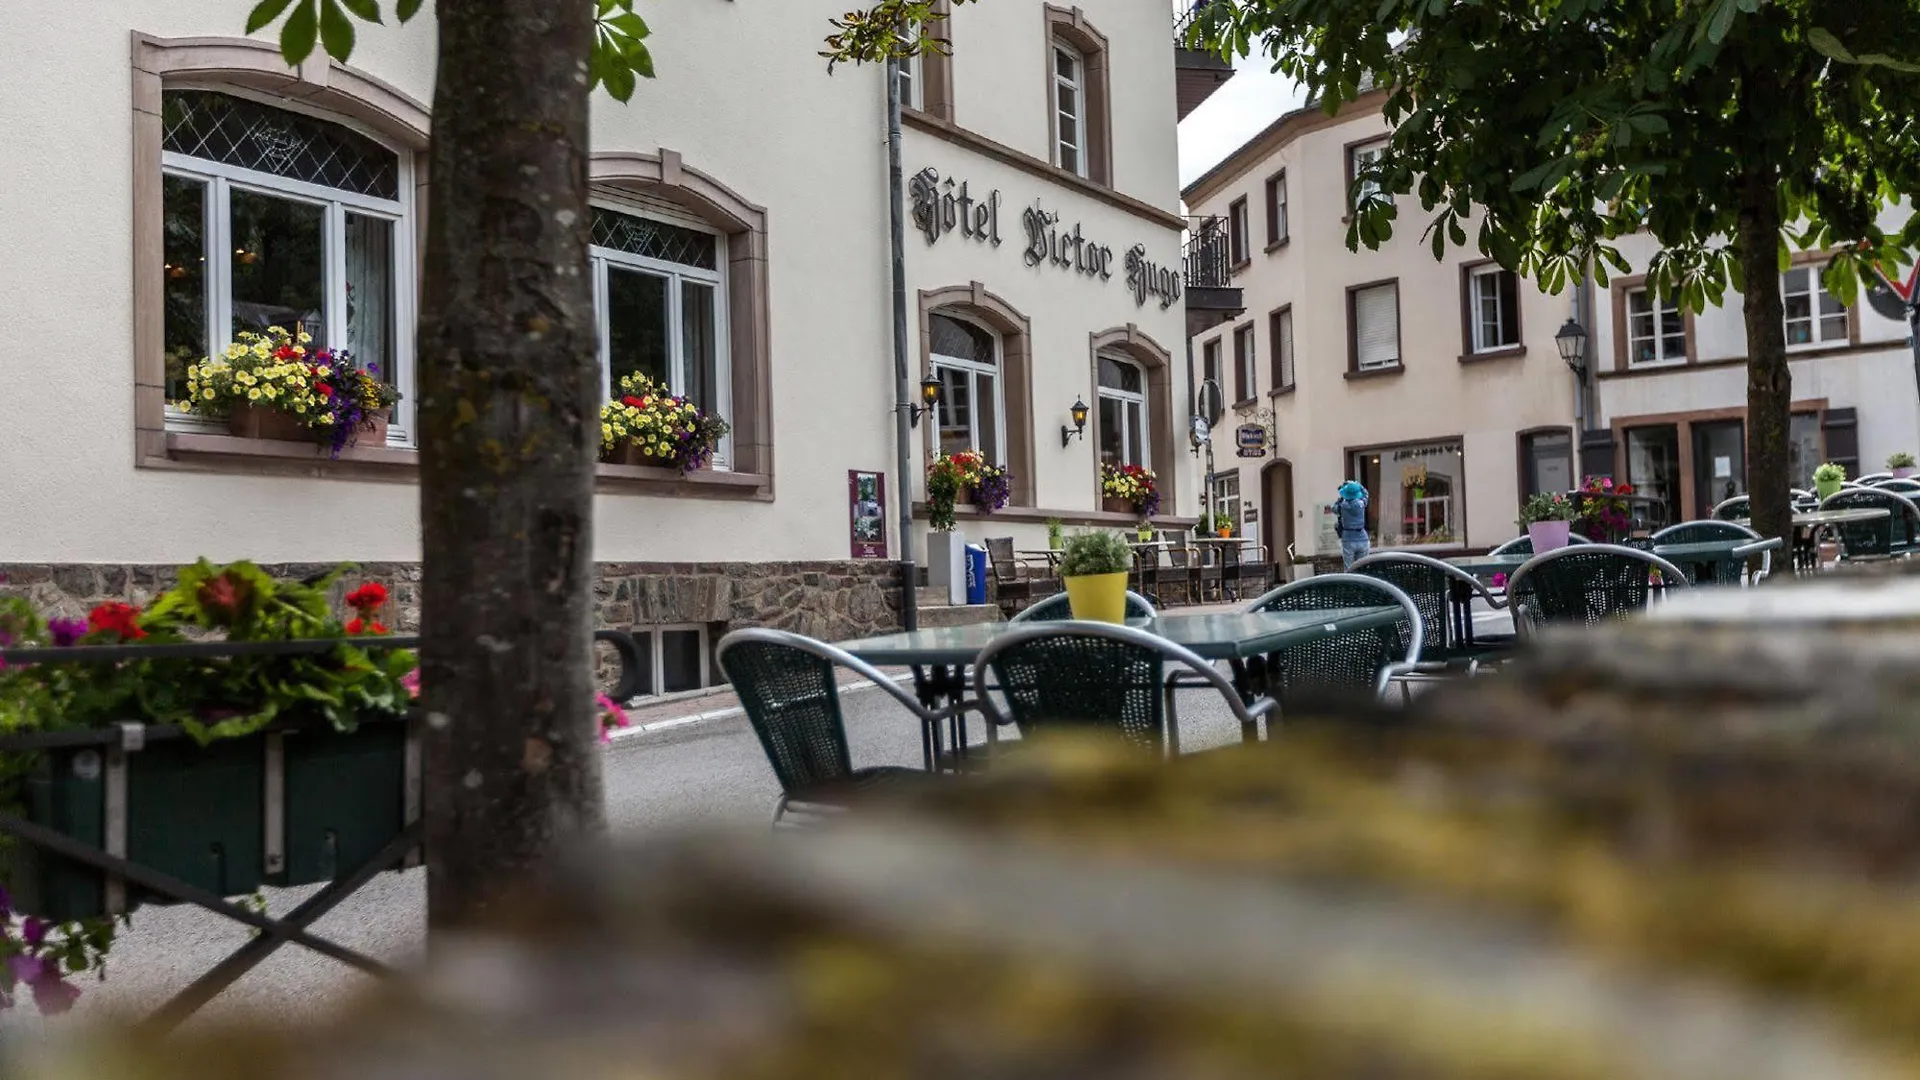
xmin=345 ymin=582 xmax=389 ymax=613
xmin=345 ymin=617 xmax=364 ymax=635
xmin=622 ymin=396 xmax=645 ymax=409
xmin=86 ymin=602 xmax=146 ymax=641
xmin=316 ymin=383 xmax=334 ymax=398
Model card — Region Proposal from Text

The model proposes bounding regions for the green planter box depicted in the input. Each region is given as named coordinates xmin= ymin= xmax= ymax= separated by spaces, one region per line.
xmin=6 ymin=717 xmax=410 ymax=922
xmin=278 ymin=721 xmax=408 ymax=887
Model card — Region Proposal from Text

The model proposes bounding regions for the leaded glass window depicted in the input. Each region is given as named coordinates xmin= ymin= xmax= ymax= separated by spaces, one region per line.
xmin=160 ymin=85 xmax=414 ymax=443
xmin=591 ymin=208 xmax=718 ymax=270
xmin=162 ymin=89 xmax=399 ymax=200
xmin=928 ymin=312 xmax=1003 ymax=463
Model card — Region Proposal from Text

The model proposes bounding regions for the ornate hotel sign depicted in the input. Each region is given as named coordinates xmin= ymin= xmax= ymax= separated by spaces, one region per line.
xmin=1234 ymin=423 xmax=1268 ymax=459
xmin=909 ymin=167 xmax=1183 ymax=310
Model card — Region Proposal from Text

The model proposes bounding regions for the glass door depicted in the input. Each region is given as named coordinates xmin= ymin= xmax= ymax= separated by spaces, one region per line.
xmin=1624 ymin=426 xmax=1681 ymax=525
xmin=1691 ymin=420 xmax=1746 ymax=519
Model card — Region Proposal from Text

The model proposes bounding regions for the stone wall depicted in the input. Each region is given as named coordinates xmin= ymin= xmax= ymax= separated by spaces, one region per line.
xmin=0 ymin=560 xmax=903 ymax=644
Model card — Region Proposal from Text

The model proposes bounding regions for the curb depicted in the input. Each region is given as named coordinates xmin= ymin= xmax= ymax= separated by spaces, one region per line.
xmin=606 ymin=674 xmax=913 ymax=743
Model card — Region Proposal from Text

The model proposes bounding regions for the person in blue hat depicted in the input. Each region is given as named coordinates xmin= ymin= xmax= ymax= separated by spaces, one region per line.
xmin=1335 ymin=480 xmax=1371 ymax=567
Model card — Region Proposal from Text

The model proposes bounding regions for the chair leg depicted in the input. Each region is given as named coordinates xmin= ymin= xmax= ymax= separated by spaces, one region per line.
xmin=771 ymin=795 xmax=791 ymax=829
xmin=1162 ymin=681 xmax=1182 ymax=757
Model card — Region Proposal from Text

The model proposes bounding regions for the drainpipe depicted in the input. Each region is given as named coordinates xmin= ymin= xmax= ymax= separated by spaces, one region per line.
xmin=886 ymin=56 xmax=919 ymax=632
xmin=1575 ymin=268 xmax=1597 ymax=472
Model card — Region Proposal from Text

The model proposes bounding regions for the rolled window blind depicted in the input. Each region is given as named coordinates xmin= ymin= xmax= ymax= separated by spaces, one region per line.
xmin=1354 ymin=283 xmax=1399 ymax=370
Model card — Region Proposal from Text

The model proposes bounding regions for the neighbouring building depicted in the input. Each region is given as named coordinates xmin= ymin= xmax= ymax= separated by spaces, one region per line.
xmin=0 ymin=1 xmax=1231 ymax=699
xmin=1586 ymin=214 xmax=1920 ymax=522
xmin=1181 ymin=92 xmax=1582 ymax=564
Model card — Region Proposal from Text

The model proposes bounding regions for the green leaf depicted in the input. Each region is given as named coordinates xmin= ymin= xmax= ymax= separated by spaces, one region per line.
xmin=319 ymin=0 xmax=355 ymax=60
xmin=339 ymin=0 xmax=381 ymax=22
xmin=1807 ymin=27 xmax=1857 ymax=64
xmin=246 ymin=0 xmax=297 ymax=35
xmin=280 ymin=0 xmax=319 ymax=64
xmin=396 ymin=0 xmax=421 ymax=20
xmin=601 ymin=51 xmax=638 ymax=102
xmin=1706 ymin=0 xmax=1739 ymax=45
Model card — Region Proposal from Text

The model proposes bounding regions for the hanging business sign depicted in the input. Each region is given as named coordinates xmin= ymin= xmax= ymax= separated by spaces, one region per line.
xmin=909 ymin=166 xmax=1182 ymax=310
xmin=848 ymin=470 xmax=888 ymax=560
xmin=1234 ymin=423 xmax=1268 ymax=459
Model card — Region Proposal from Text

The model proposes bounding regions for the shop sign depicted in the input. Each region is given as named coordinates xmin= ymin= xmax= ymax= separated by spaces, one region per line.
xmin=1234 ymin=424 xmax=1268 ymax=459
xmin=848 ymin=470 xmax=888 ymax=560
xmin=909 ymin=166 xmax=1182 ymax=310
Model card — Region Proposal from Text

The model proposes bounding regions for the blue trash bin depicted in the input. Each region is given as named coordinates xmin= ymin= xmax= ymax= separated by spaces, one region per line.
xmin=964 ymin=544 xmax=989 ymax=606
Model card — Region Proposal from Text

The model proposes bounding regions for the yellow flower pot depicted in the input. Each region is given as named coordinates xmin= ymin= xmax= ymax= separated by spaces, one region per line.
xmin=1062 ymin=571 xmax=1130 ymax=624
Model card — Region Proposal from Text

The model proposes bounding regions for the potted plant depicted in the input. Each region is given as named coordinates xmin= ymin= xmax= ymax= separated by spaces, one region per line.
xmin=181 ymin=326 xmax=399 ymax=457
xmin=1814 ymin=461 xmax=1847 ymax=501
xmin=1889 ymin=452 xmax=1916 ymax=479
xmin=1573 ymin=476 xmax=1635 ymax=542
xmin=1100 ymin=464 xmax=1160 ymax=517
xmin=1045 ymin=518 xmax=1064 ymax=551
xmin=1058 ymin=530 xmax=1134 ymax=623
xmin=600 ymin=373 xmax=730 ymax=472
xmin=1518 ymin=491 xmax=1577 ymax=551
xmin=1136 ymin=521 xmax=1154 ymax=542
xmin=1404 ymin=464 xmax=1428 ymax=503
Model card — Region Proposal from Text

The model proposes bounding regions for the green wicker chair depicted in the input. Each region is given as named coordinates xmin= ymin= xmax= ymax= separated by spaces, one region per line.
xmin=716 ymin=628 xmax=958 ymax=825
xmin=1651 ymin=520 xmax=1774 ymax=585
xmin=972 ymin=622 xmax=1274 ymax=756
xmin=1504 ymin=544 xmax=1690 ymax=635
xmin=1710 ymin=495 xmax=1751 ymax=521
xmin=1010 ymin=590 xmax=1158 ymax=624
xmin=1242 ymin=574 xmax=1425 ymax=703
xmin=1349 ymin=551 xmax=1511 ymax=669
xmin=1819 ymin=488 xmax=1920 ymax=559
xmin=1872 ymin=478 xmax=1920 ymax=497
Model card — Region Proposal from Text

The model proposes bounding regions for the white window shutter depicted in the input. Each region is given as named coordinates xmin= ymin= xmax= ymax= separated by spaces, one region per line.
xmin=1354 ymin=284 xmax=1399 ymax=370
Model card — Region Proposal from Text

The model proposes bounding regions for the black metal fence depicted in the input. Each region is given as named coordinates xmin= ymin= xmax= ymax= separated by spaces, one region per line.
xmin=1183 ymin=215 xmax=1232 ymax=291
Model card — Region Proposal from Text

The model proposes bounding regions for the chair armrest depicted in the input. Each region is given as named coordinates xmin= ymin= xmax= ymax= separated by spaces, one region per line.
xmin=1242 ymin=695 xmax=1278 ymax=721
xmin=1733 ymin=537 xmax=1784 ymax=557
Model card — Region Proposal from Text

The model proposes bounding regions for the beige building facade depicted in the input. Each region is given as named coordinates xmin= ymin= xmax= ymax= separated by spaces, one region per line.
xmin=0 ymin=1 xmax=1229 ymax=694
xmin=1183 ymin=94 xmax=1581 ymax=562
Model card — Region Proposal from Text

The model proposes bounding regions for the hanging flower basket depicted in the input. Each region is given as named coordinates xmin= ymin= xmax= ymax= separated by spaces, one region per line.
xmin=182 ymin=326 xmax=401 ymax=457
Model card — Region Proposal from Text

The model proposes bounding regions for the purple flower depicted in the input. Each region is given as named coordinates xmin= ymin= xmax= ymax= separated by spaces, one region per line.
xmin=47 ymin=618 xmax=85 ymax=647
xmin=7 ymin=956 xmax=45 ymax=985
xmin=0 ymin=884 xmax=11 ymax=919
xmin=29 ymin=974 xmax=79 ymax=1015
xmin=20 ymin=918 xmax=47 ymax=949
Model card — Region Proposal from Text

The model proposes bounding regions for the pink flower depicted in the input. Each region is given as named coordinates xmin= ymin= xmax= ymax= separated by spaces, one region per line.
xmin=1491 ymin=573 xmax=1508 ymax=589
xmin=401 ymin=668 xmax=421 ymax=699
xmin=596 ymin=692 xmax=630 ymax=743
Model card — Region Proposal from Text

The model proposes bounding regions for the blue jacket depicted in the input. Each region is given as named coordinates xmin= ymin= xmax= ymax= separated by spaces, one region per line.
xmin=1335 ymin=484 xmax=1368 ymax=540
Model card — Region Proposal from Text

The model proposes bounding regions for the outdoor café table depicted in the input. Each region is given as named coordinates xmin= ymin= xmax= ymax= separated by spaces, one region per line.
xmin=835 ymin=607 xmax=1403 ymax=768
xmin=1648 ymin=538 xmax=1767 ymax=585
xmin=1017 ymin=549 xmax=1062 ymax=570
xmin=1737 ymin=508 xmax=1890 ymax=571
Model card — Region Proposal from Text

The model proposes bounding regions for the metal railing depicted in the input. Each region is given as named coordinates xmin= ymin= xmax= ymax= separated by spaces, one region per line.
xmin=1172 ymin=0 xmax=1219 ymax=45
xmin=1183 ymin=215 xmax=1233 ymax=291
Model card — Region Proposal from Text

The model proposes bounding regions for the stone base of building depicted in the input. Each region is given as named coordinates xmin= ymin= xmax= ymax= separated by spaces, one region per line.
xmin=0 ymin=560 xmax=904 ymax=645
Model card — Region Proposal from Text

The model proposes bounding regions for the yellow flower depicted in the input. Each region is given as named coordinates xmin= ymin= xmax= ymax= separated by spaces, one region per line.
xmin=247 ymin=388 xmax=261 ymax=400
xmin=297 ymin=331 xmax=312 ymax=344
xmin=293 ymin=347 xmax=306 ymax=357
xmin=317 ymin=414 xmax=333 ymax=425
xmin=203 ymin=389 xmax=215 ymax=400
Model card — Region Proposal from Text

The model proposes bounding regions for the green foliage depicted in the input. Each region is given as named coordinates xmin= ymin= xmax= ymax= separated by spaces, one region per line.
xmin=1814 ymin=462 xmax=1848 ymax=483
xmin=1045 ymin=518 xmax=1064 ymax=545
xmin=1191 ymin=0 xmax=1920 ymax=310
xmin=1517 ymin=492 xmax=1577 ymax=528
xmin=246 ymin=0 xmax=657 ymax=102
xmin=1059 ymin=531 xmax=1133 ymax=578
xmin=1888 ymin=452 xmax=1916 ymax=469
xmin=821 ymin=0 xmax=977 ymax=71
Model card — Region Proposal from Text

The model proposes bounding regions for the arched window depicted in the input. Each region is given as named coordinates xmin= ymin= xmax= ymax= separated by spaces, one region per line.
xmin=1096 ymin=353 xmax=1147 ymax=468
xmin=590 ymin=200 xmax=731 ymax=463
xmin=160 ymin=87 xmax=413 ymax=440
xmin=929 ymin=311 xmax=1005 ymax=462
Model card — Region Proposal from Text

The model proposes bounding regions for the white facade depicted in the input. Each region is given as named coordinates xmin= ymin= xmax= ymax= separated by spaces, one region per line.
xmin=1590 ymin=219 xmax=1920 ymax=521
xmin=0 ymin=0 xmax=1196 ymax=571
xmin=1182 ymin=95 xmax=1580 ymax=560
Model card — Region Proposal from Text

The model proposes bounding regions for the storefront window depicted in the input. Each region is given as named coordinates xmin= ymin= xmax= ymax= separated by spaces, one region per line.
xmin=1789 ymin=412 xmax=1823 ymax=489
xmin=1625 ymin=426 xmax=1681 ymax=522
xmin=1210 ymin=472 xmax=1240 ymax=532
xmin=1096 ymin=354 xmax=1146 ymax=468
xmin=928 ymin=312 xmax=1004 ymax=462
xmin=1347 ymin=440 xmax=1465 ymax=547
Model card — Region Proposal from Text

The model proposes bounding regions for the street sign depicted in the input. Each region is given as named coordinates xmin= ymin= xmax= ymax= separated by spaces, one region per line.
xmin=1234 ymin=423 xmax=1268 ymax=459
xmin=1196 ymin=378 xmax=1225 ymax=428
xmin=1865 ymin=262 xmax=1919 ymax=322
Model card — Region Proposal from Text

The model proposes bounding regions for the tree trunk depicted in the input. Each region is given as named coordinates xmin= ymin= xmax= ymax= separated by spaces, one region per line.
xmin=416 ymin=0 xmax=604 ymax=929
xmin=1736 ymin=165 xmax=1793 ymax=562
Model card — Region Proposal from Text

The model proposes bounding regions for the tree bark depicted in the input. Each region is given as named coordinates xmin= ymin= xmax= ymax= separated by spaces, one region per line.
xmin=416 ymin=0 xmax=604 ymax=929
xmin=1736 ymin=164 xmax=1793 ymax=561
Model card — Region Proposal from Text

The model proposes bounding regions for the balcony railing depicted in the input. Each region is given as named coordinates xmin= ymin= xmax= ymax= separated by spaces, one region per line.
xmin=1172 ymin=0 xmax=1216 ymax=46
xmin=1183 ymin=216 xmax=1232 ymax=291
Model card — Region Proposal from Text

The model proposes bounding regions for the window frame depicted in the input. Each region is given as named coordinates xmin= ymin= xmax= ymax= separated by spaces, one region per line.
xmin=1051 ymin=40 xmax=1087 ymax=178
xmin=895 ymin=33 xmax=922 ymax=110
xmin=1232 ymin=322 xmax=1257 ymax=403
xmin=629 ymin=623 xmax=714 ymax=699
xmin=1210 ymin=471 xmax=1241 ymax=531
xmin=159 ymin=85 xmax=417 ymax=445
xmin=1516 ymin=426 xmax=1575 ymax=501
xmin=1227 ymin=196 xmax=1249 ymax=267
xmin=1346 ymin=278 xmax=1403 ymax=375
xmin=1095 ymin=352 xmax=1150 ymax=470
xmin=588 ymin=196 xmax=733 ymax=468
xmin=1346 ymin=439 xmax=1467 ymax=550
xmin=1345 ymin=137 xmax=1390 ymax=214
xmin=1201 ymin=336 xmax=1223 ymax=392
xmin=928 ymin=308 xmax=1009 ymax=466
xmin=1624 ymin=285 xmax=1688 ymax=368
xmin=1462 ymin=262 xmax=1523 ymax=356
xmin=1781 ymin=263 xmax=1849 ymax=349
xmin=1268 ymin=305 xmax=1294 ymax=394
xmin=1264 ymin=169 xmax=1288 ymax=248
